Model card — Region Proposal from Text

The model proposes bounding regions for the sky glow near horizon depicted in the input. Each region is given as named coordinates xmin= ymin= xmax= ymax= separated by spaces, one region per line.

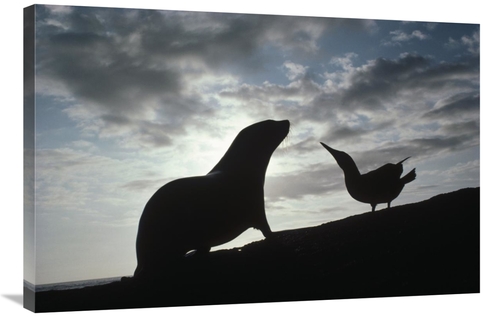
xmin=26 ymin=4 xmax=479 ymax=284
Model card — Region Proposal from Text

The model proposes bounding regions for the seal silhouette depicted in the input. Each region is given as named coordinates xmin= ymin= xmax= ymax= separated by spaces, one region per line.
xmin=133 ymin=119 xmax=290 ymax=279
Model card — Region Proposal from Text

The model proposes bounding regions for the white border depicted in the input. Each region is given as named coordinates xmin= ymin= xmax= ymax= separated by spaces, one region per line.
xmin=2 ymin=1 xmax=497 ymax=316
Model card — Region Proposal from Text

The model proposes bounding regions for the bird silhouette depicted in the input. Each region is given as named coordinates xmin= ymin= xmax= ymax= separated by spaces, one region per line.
xmin=320 ymin=142 xmax=416 ymax=212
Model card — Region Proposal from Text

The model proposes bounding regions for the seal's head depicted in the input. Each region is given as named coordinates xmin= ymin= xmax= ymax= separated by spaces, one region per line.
xmin=210 ymin=120 xmax=290 ymax=176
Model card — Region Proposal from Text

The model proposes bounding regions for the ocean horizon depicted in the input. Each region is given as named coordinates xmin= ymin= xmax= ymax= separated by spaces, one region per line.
xmin=24 ymin=276 xmax=128 ymax=292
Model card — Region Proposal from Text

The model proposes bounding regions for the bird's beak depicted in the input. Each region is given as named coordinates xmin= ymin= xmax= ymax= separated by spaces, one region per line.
xmin=320 ymin=142 xmax=341 ymax=157
xmin=397 ymin=157 xmax=411 ymax=165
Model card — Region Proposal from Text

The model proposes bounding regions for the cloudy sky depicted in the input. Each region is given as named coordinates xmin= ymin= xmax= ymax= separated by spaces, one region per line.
xmin=26 ymin=4 xmax=479 ymax=285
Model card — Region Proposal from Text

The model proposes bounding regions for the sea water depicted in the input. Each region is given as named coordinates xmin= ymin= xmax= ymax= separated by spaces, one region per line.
xmin=24 ymin=276 xmax=129 ymax=292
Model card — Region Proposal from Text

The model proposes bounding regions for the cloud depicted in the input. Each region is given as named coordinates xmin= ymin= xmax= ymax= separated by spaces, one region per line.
xmin=390 ymin=29 xmax=429 ymax=41
xmin=336 ymin=53 xmax=478 ymax=111
xmin=441 ymin=159 xmax=479 ymax=178
xmin=217 ymin=50 xmax=478 ymax=167
xmin=283 ymin=61 xmax=309 ymax=80
xmin=329 ymin=53 xmax=358 ymax=71
xmin=336 ymin=53 xmax=430 ymax=110
xmin=320 ymin=120 xmax=395 ymax=145
xmin=120 ymin=178 xmax=170 ymax=192
xmin=367 ymin=133 xmax=477 ymax=164
xmin=33 ymin=7 xmax=406 ymax=155
xmin=440 ymin=120 xmax=479 ymax=135
xmin=34 ymin=6 xmax=479 ymax=191
xmin=265 ymin=163 xmax=345 ymax=202
xmin=382 ymin=29 xmax=430 ymax=46
xmin=34 ymin=147 xmax=153 ymax=215
xmin=423 ymin=93 xmax=479 ymax=121
xmin=320 ymin=52 xmax=478 ymax=128
xmin=36 ymin=6 xmax=367 ymax=150
xmin=445 ymin=30 xmax=479 ymax=55
xmin=461 ymin=32 xmax=480 ymax=55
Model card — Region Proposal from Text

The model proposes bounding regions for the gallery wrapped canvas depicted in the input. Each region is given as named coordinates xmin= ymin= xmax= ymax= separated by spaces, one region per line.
xmin=24 ymin=4 xmax=479 ymax=313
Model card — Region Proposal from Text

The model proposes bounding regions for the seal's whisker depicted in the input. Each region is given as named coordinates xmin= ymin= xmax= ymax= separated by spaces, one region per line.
xmin=279 ymin=121 xmax=293 ymax=153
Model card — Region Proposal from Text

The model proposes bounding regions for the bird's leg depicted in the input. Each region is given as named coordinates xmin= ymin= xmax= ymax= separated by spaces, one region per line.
xmin=388 ymin=201 xmax=391 ymax=209
xmin=371 ymin=203 xmax=376 ymax=212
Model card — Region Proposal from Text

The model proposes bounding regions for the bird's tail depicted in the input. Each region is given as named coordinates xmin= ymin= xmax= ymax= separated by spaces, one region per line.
xmin=401 ymin=168 xmax=416 ymax=184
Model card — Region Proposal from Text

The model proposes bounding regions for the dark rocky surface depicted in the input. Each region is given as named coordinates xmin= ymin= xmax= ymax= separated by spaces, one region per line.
xmin=34 ymin=187 xmax=480 ymax=313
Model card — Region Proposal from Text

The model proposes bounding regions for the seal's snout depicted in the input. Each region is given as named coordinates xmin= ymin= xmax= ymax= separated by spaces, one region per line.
xmin=265 ymin=119 xmax=289 ymax=132
xmin=277 ymin=120 xmax=291 ymax=151
xmin=263 ymin=119 xmax=290 ymax=142
xmin=277 ymin=119 xmax=290 ymax=136
xmin=283 ymin=120 xmax=290 ymax=133
xmin=278 ymin=120 xmax=291 ymax=146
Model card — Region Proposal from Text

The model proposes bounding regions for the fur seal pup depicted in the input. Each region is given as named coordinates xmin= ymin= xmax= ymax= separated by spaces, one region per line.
xmin=133 ymin=119 xmax=290 ymax=279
